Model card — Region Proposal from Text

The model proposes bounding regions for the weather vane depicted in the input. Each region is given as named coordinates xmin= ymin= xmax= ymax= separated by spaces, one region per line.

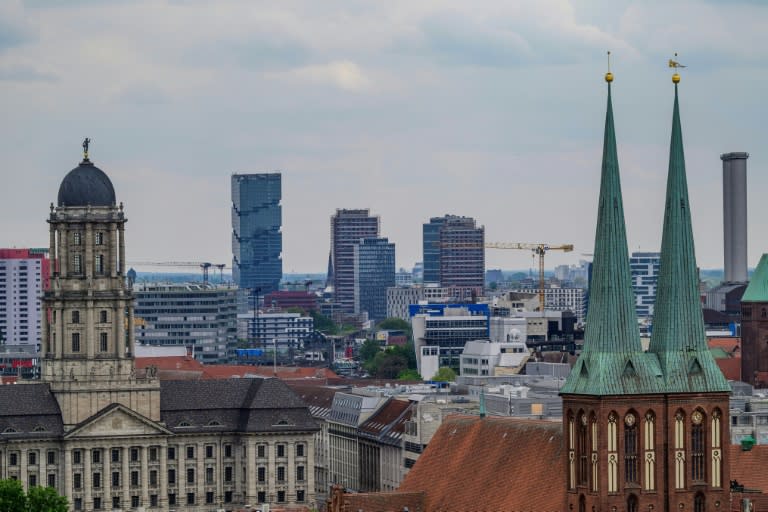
xmin=82 ymin=138 xmax=91 ymax=160
xmin=605 ymin=51 xmax=613 ymax=83
xmin=668 ymin=53 xmax=686 ymax=84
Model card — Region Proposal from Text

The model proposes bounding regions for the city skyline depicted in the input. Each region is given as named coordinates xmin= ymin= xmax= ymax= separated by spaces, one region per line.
xmin=1 ymin=1 xmax=766 ymax=272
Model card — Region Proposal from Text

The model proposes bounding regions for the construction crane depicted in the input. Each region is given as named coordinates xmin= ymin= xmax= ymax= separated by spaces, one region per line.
xmin=127 ymin=261 xmax=229 ymax=284
xmin=485 ymin=243 xmax=574 ymax=311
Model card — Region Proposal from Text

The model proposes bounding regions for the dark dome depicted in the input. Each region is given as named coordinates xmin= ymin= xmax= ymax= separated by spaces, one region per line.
xmin=57 ymin=160 xmax=116 ymax=207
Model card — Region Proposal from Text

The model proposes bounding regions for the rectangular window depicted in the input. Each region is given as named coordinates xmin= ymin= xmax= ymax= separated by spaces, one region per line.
xmin=224 ymin=466 xmax=233 ymax=483
xmin=47 ymin=474 xmax=56 ymax=488
xmin=92 ymin=449 xmax=101 ymax=464
xmin=277 ymin=490 xmax=286 ymax=503
xmin=72 ymin=332 xmax=81 ymax=352
xmin=167 ymin=447 xmax=175 ymax=460
xmin=73 ymin=254 xmax=82 ymax=274
xmin=112 ymin=497 xmax=120 ymax=510
xmin=131 ymin=496 xmax=139 ymax=508
xmin=296 ymin=465 xmax=305 ymax=482
xmin=224 ymin=444 xmax=232 ymax=458
xmin=168 ymin=469 xmax=176 ymax=485
xmin=47 ymin=451 xmax=56 ymax=465
xmin=73 ymin=232 xmax=81 ymax=246
xmin=186 ymin=468 xmax=195 ymax=484
xmin=257 ymin=492 xmax=266 ymax=504
xmin=296 ymin=443 xmax=305 ymax=457
xmin=257 ymin=467 xmax=266 ymax=483
xmin=186 ymin=493 xmax=195 ymax=505
xmin=93 ymin=497 xmax=101 ymax=510
xmin=74 ymin=473 xmax=82 ymax=489
xmin=130 ymin=448 xmax=139 ymax=462
xmin=149 ymin=447 xmax=158 ymax=462
xmin=95 ymin=254 xmax=104 ymax=274
xmin=99 ymin=332 xmax=108 ymax=352
xmin=9 ymin=453 xmax=18 ymax=466
xmin=277 ymin=444 xmax=286 ymax=458
xmin=168 ymin=494 xmax=176 ymax=506
xmin=111 ymin=448 xmax=120 ymax=463
xmin=257 ymin=444 xmax=266 ymax=458
xmin=186 ymin=446 xmax=195 ymax=459
xmin=131 ymin=470 xmax=139 ymax=487
xmin=74 ymin=498 xmax=82 ymax=510
xmin=149 ymin=470 xmax=158 ymax=486
xmin=205 ymin=445 xmax=214 ymax=458
xmin=72 ymin=310 xmax=80 ymax=324
xmin=93 ymin=472 xmax=101 ymax=488
xmin=297 ymin=490 xmax=305 ymax=502
xmin=205 ymin=467 xmax=214 ymax=485
xmin=206 ymin=491 xmax=214 ymax=504
xmin=277 ymin=466 xmax=285 ymax=482
xmin=225 ymin=491 xmax=233 ymax=503
xmin=112 ymin=471 xmax=120 ymax=487
xmin=150 ymin=495 xmax=158 ymax=508
xmin=28 ymin=452 xmax=37 ymax=465
xmin=95 ymin=232 xmax=104 ymax=245
xmin=28 ymin=474 xmax=37 ymax=487
xmin=72 ymin=450 xmax=82 ymax=465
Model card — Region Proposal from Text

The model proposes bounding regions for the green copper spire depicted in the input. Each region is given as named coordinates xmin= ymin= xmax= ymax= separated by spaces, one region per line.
xmin=562 ymin=76 xmax=662 ymax=395
xmin=647 ymin=81 xmax=730 ymax=393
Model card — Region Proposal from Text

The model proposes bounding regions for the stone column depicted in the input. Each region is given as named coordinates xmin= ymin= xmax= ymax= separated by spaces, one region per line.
xmin=141 ymin=446 xmax=149 ymax=507
xmin=55 ymin=308 xmax=63 ymax=359
xmin=159 ymin=445 xmax=168 ymax=510
xmin=246 ymin=439 xmax=257 ymax=503
xmin=84 ymin=449 xmax=92 ymax=511
xmin=197 ymin=442 xmax=205 ymax=506
xmin=118 ymin=225 xmax=125 ymax=276
xmin=19 ymin=448 xmax=27 ymax=490
xmin=288 ymin=441 xmax=295 ymax=502
xmin=216 ymin=440 xmax=223 ymax=507
xmin=269 ymin=440 xmax=276 ymax=502
xmin=103 ymin=448 xmax=111 ymax=510
xmin=49 ymin=223 xmax=56 ymax=276
xmin=125 ymin=304 xmax=135 ymax=359
xmin=85 ymin=224 xmax=93 ymax=279
xmin=60 ymin=228 xmax=68 ymax=278
xmin=40 ymin=299 xmax=47 ymax=358
xmin=122 ymin=448 xmax=130 ymax=507
xmin=117 ymin=300 xmax=126 ymax=360
xmin=86 ymin=300 xmax=94 ymax=359
xmin=63 ymin=449 xmax=72 ymax=499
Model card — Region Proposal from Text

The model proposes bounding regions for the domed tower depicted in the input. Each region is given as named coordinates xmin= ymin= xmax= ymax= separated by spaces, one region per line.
xmin=42 ymin=141 xmax=160 ymax=426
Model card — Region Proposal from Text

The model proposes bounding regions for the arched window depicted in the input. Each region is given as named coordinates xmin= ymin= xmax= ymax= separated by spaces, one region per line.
xmin=567 ymin=412 xmax=576 ymax=490
xmin=644 ymin=411 xmax=656 ymax=491
xmin=624 ymin=412 xmax=639 ymax=483
xmin=627 ymin=494 xmax=638 ymax=512
xmin=674 ymin=410 xmax=686 ymax=489
xmin=694 ymin=493 xmax=705 ymax=512
xmin=691 ymin=409 xmax=706 ymax=482
xmin=607 ymin=412 xmax=619 ymax=493
xmin=578 ymin=412 xmax=588 ymax=486
xmin=712 ymin=409 xmax=723 ymax=488
xmin=590 ymin=413 xmax=599 ymax=492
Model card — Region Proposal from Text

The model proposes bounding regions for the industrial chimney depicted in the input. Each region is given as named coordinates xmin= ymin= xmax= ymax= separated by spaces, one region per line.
xmin=721 ymin=152 xmax=749 ymax=283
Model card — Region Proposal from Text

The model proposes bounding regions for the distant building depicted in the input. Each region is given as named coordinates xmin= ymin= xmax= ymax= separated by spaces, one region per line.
xmin=395 ymin=267 xmax=413 ymax=287
xmin=629 ymin=251 xmax=661 ymax=319
xmin=331 ymin=209 xmax=380 ymax=313
xmin=0 ymin=248 xmax=50 ymax=347
xmin=410 ymin=303 xmax=489 ymax=375
xmin=231 ymin=173 xmax=282 ymax=294
xmin=459 ymin=339 xmax=530 ymax=377
xmin=740 ymin=254 xmax=768 ymax=386
xmin=509 ymin=286 xmax=586 ymax=323
xmin=263 ymin=290 xmax=318 ymax=312
xmin=386 ymin=285 xmax=456 ymax=321
xmin=422 ymin=215 xmax=484 ymax=297
xmin=353 ymin=238 xmax=395 ymax=322
xmin=236 ymin=311 xmax=314 ymax=356
xmin=133 ymin=282 xmax=238 ymax=363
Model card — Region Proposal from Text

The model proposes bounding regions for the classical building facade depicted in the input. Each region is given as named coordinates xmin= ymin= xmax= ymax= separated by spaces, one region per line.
xmin=0 ymin=149 xmax=318 ymax=511
xmin=560 ymin=73 xmax=731 ymax=512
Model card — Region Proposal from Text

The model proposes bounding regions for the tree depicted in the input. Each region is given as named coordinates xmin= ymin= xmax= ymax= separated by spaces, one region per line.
xmin=376 ymin=354 xmax=408 ymax=379
xmin=310 ymin=311 xmax=337 ymax=334
xmin=431 ymin=366 xmax=456 ymax=382
xmin=27 ymin=486 xmax=68 ymax=512
xmin=359 ymin=339 xmax=381 ymax=364
xmin=0 ymin=479 xmax=26 ymax=512
xmin=397 ymin=368 xmax=422 ymax=381
xmin=376 ymin=317 xmax=411 ymax=333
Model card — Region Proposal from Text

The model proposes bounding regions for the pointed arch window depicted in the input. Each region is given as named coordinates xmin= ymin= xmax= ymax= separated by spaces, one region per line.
xmin=624 ymin=412 xmax=639 ymax=484
xmin=644 ymin=411 xmax=656 ymax=491
xmin=607 ymin=412 xmax=618 ymax=493
xmin=590 ymin=414 xmax=599 ymax=492
xmin=567 ymin=412 xmax=576 ymax=490
xmin=674 ymin=411 xmax=686 ymax=489
xmin=691 ymin=410 xmax=706 ymax=482
xmin=711 ymin=409 xmax=723 ymax=488
xmin=578 ymin=412 xmax=589 ymax=486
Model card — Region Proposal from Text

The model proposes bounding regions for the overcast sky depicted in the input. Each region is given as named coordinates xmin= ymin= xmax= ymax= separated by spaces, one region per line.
xmin=1 ymin=0 xmax=766 ymax=274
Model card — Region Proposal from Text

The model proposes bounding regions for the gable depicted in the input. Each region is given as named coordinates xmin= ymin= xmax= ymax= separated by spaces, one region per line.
xmin=66 ymin=404 xmax=171 ymax=439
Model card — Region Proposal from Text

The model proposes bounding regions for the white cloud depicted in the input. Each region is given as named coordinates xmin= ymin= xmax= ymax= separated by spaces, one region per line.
xmin=272 ymin=60 xmax=372 ymax=92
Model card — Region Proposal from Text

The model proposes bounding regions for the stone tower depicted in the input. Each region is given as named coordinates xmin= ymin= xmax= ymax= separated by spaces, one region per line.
xmin=41 ymin=145 xmax=160 ymax=426
xmin=561 ymin=71 xmax=731 ymax=512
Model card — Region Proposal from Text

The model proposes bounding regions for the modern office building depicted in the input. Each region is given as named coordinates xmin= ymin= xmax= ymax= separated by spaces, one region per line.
xmin=508 ymin=286 xmax=587 ymax=323
xmin=353 ymin=238 xmax=395 ymax=322
xmin=0 ymin=248 xmax=49 ymax=347
xmin=629 ymin=251 xmax=661 ymax=319
xmin=133 ymin=283 xmax=238 ymax=363
xmin=236 ymin=311 xmax=314 ymax=355
xmin=422 ymin=215 xmax=484 ymax=298
xmin=386 ymin=285 xmax=454 ymax=321
xmin=1 ymin=148 xmax=319 ymax=512
xmin=331 ymin=209 xmax=380 ymax=313
xmin=231 ymin=173 xmax=282 ymax=294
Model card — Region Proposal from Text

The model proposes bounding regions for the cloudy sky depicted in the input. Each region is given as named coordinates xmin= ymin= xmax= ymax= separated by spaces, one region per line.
xmin=1 ymin=0 xmax=766 ymax=274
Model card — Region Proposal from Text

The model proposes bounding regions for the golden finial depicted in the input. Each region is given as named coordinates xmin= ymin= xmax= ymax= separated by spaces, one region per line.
xmin=669 ymin=53 xmax=685 ymax=84
xmin=605 ymin=51 xmax=614 ymax=83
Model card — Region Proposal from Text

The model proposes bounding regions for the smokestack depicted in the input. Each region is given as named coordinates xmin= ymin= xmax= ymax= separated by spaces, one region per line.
xmin=721 ymin=152 xmax=749 ymax=283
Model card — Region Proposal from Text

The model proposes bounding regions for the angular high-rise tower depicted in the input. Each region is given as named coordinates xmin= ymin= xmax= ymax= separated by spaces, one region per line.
xmin=231 ymin=173 xmax=282 ymax=294
xmin=561 ymin=69 xmax=730 ymax=512
xmin=331 ymin=209 xmax=380 ymax=313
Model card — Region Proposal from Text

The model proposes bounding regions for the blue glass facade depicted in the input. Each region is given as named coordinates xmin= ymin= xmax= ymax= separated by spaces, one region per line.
xmin=353 ymin=237 xmax=395 ymax=321
xmin=231 ymin=173 xmax=282 ymax=294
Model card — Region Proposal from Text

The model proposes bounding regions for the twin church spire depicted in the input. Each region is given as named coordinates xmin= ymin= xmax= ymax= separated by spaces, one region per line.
xmin=562 ymin=59 xmax=728 ymax=395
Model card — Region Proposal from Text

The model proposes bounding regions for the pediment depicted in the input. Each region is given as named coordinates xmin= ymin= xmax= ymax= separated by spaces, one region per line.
xmin=65 ymin=404 xmax=172 ymax=439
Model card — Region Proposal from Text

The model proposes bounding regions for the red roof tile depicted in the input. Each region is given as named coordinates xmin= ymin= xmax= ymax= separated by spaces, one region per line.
xmin=731 ymin=444 xmax=768 ymax=493
xmin=135 ymin=357 xmax=339 ymax=381
xmin=398 ymin=415 xmax=565 ymax=512
xmin=716 ymin=357 xmax=742 ymax=381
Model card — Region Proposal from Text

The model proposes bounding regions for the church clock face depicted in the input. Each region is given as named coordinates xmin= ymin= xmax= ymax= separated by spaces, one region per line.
xmin=624 ymin=413 xmax=636 ymax=427
xmin=692 ymin=411 xmax=703 ymax=425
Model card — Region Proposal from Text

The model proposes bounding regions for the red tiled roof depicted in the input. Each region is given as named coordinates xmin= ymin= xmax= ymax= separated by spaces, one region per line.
xmin=716 ymin=357 xmax=742 ymax=381
xmin=359 ymin=398 xmax=412 ymax=440
xmin=708 ymin=337 xmax=740 ymax=353
xmin=344 ymin=491 xmax=426 ymax=512
xmin=136 ymin=356 xmax=203 ymax=372
xmin=398 ymin=415 xmax=565 ymax=512
xmin=286 ymin=383 xmax=339 ymax=409
xmin=731 ymin=444 xmax=768 ymax=493
xmin=135 ymin=357 xmax=339 ymax=381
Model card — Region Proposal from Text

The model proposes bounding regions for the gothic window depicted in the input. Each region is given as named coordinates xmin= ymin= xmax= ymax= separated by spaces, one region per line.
xmin=644 ymin=411 xmax=656 ymax=491
xmin=590 ymin=414 xmax=599 ymax=492
xmin=72 ymin=332 xmax=81 ymax=353
xmin=674 ymin=411 xmax=686 ymax=489
xmin=71 ymin=252 xmax=82 ymax=274
xmin=694 ymin=493 xmax=705 ymax=512
xmin=568 ymin=413 xmax=576 ymax=490
xmin=99 ymin=332 xmax=108 ymax=352
xmin=607 ymin=412 xmax=619 ymax=493
xmin=691 ymin=410 xmax=706 ymax=482
xmin=578 ymin=412 xmax=588 ymax=486
xmin=624 ymin=412 xmax=639 ymax=484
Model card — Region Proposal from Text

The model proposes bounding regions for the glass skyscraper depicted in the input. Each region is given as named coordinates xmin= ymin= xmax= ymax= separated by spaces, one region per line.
xmin=232 ymin=173 xmax=282 ymax=294
xmin=422 ymin=215 xmax=484 ymax=295
xmin=353 ymin=237 xmax=395 ymax=321
xmin=331 ymin=209 xmax=380 ymax=313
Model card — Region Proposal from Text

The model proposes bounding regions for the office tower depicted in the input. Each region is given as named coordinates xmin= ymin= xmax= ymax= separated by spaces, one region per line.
xmin=331 ymin=209 xmax=380 ymax=313
xmin=231 ymin=173 xmax=282 ymax=294
xmin=353 ymin=238 xmax=395 ymax=321
xmin=721 ymin=152 xmax=749 ymax=283
xmin=133 ymin=282 xmax=238 ymax=363
xmin=422 ymin=215 xmax=485 ymax=298
xmin=629 ymin=251 xmax=661 ymax=319
xmin=0 ymin=248 xmax=49 ymax=346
